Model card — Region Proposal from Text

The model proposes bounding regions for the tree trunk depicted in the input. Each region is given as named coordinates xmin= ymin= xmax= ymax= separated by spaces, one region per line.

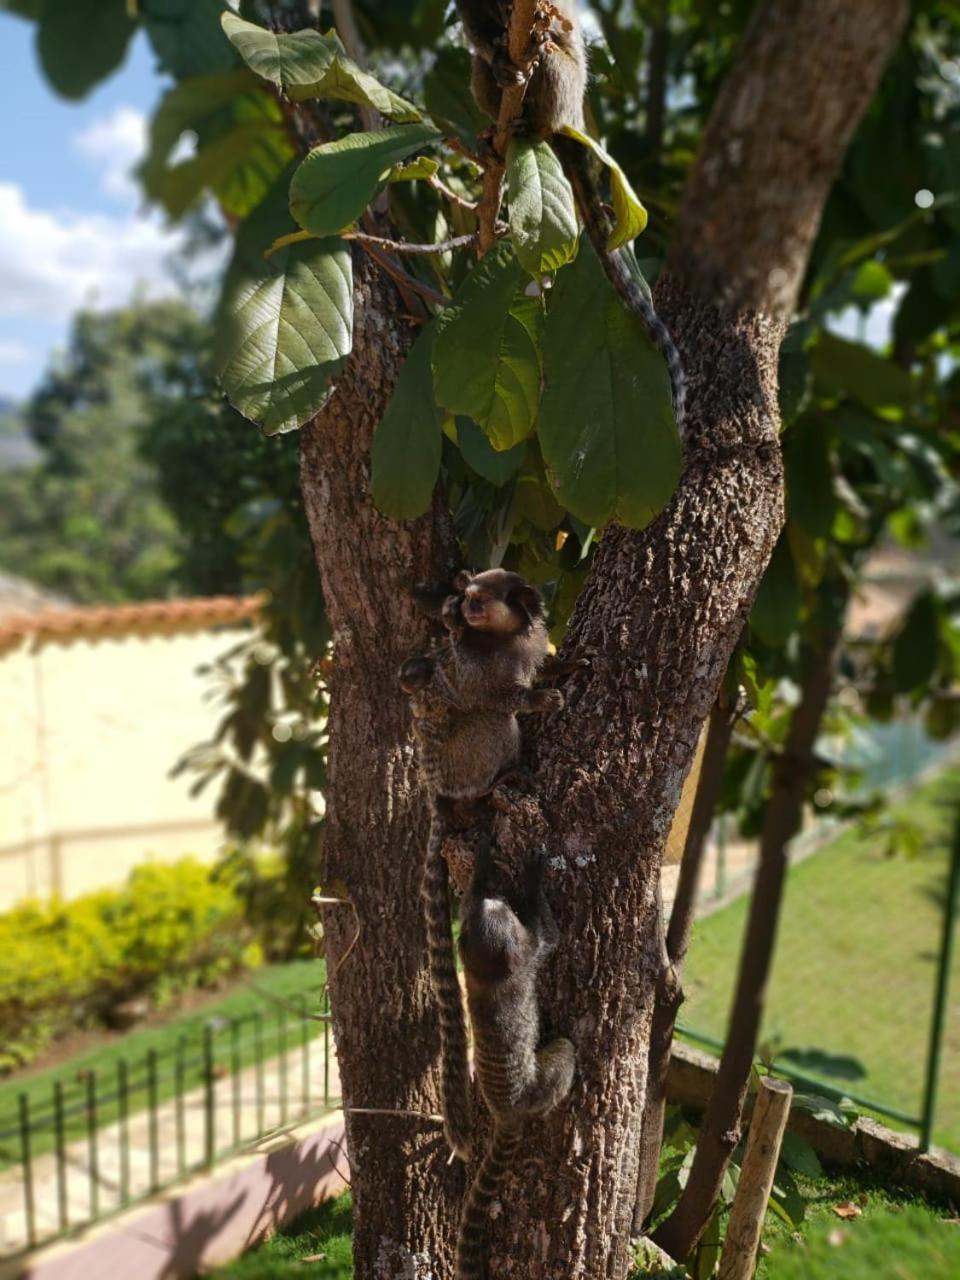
xmin=480 ymin=2 xmax=906 ymax=1275
xmin=654 ymin=621 xmax=844 ymax=1260
xmin=299 ymin=255 xmax=463 ymax=1277
xmin=634 ymin=696 xmax=739 ymax=1230
xmin=294 ymin=1 xmax=906 ymax=1276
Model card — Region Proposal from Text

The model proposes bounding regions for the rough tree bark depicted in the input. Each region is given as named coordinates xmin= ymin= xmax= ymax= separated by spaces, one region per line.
xmin=294 ymin=2 xmax=907 ymax=1277
xmin=654 ymin=617 xmax=845 ymax=1260
xmin=299 ymin=257 xmax=464 ymax=1277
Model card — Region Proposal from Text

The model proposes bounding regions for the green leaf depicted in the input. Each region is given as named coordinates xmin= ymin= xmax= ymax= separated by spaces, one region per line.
xmin=289 ymin=123 xmax=441 ymax=236
xmin=785 ymin=419 xmax=835 ymax=538
xmin=539 ymin=242 xmax=679 ymax=528
xmin=152 ymin=119 xmax=290 ymax=220
xmin=143 ymin=0 xmax=236 ymax=79
xmin=456 ymin=418 xmax=525 ymax=486
xmin=559 ymin=124 xmax=648 ymax=249
xmin=515 ymin=444 xmax=565 ymax=530
xmin=37 ymin=0 xmax=136 ymax=100
xmin=811 ymin=332 xmax=913 ymax=412
xmin=216 ymin=177 xmax=353 ymax=435
xmin=433 ymin=244 xmax=542 ymax=451
xmin=141 ymin=74 xmax=294 ymax=221
xmin=507 ymin=140 xmax=579 ymax=276
xmin=221 ymin=12 xmax=421 ymax=122
xmin=141 ymin=69 xmax=260 ymax=181
xmin=778 ymin=1131 xmax=823 ymax=1178
xmin=371 ymin=325 xmax=443 ymax=519
xmin=850 ymin=259 xmax=893 ymax=302
xmin=389 ymin=157 xmax=440 ymax=182
xmin=751 ymin=534 xmax=801 ymax=647
xmin=893 ymin=590 xmax=939 ymax=693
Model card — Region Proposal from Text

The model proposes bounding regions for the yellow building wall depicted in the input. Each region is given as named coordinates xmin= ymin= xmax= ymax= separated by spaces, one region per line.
xmin=0 ymin=625 xmax=247 ymax=909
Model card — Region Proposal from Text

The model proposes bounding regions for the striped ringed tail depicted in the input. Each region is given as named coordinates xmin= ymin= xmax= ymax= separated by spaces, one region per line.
xmin=422 ymin=816 xmax=472 ymax=1160
xmin=455 ymin=1123 xmax=524 ymax=1280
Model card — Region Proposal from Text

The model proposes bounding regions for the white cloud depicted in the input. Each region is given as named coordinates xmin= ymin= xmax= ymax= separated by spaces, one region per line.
xmin=73 ymin=106 xmax=148 ymax=205
xmin=827 ymin=286 xmax=906 ymax=352
xmin=0 ymin=340 xmax=32 ymax=365
xmin=0 ymin=181 xmax=185 ymax=323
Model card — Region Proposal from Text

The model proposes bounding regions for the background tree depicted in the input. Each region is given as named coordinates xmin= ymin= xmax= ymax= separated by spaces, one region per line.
xmin=5 ymin=1 xmax=958 ymax=1276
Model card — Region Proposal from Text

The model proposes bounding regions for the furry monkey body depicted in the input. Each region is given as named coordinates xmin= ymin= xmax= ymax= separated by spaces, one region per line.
xmin=455 ymin=842 xmax=575 ymax=1280
xmin=401 ymin=570 xmax=561 ymax=1161
xmin=456 ymin=0 xmax=687 ymax=427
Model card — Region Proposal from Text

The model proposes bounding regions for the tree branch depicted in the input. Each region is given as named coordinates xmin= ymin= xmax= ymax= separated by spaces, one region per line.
xmin=477 ymin=0 xmax=540 ymax=252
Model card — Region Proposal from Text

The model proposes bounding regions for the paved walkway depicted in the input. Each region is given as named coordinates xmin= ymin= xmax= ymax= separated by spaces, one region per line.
xmin=0 ymin=1043 xmax=341 ymax=1256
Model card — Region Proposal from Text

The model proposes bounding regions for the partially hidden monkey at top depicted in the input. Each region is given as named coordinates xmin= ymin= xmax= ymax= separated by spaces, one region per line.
xmin=399 ymin=568 xmax=563 ymax=1160
xmin=455 ymin=838 xmax=576 ymax=1280
xmin=455 ymin=0 xmax=687 ymax=429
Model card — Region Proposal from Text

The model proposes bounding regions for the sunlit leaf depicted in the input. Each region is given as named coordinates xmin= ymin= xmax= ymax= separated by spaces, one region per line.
xmin=507 ymin=139 xmax=579 ymax=276
xmin=559 ymin=124 xmax=648 ymax=249
xmin=216 ymin=177 xmax=353 ymax=435
xmin=221 ymin=12 xmax=421 ymax=121
xmin=289 ymin=124 xmax=441 ymax=236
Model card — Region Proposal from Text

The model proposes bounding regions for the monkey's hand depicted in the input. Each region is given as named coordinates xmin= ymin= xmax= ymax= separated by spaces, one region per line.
xmin=398 ymin=654 xmax=435 ymax=695
xmin=441 ymin=591 xmax=466 ymax=637
xmin=521 ymin=687 xmax=563 ymax=714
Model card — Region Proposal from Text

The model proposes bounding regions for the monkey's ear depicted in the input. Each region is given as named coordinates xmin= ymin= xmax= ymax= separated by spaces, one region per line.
xmin=508 ymin=581 xmax=544 ymax=626
xmin=453 ymin=569 xmax=473 ymax=592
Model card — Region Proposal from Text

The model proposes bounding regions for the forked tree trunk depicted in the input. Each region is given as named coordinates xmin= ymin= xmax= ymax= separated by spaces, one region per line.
xmin=295 ymin=2 xmax=907 ymax=1276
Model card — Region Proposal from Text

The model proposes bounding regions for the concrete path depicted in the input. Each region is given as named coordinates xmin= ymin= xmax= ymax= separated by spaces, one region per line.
xmin=0 ymin=1043 xmax=341 ymax=1256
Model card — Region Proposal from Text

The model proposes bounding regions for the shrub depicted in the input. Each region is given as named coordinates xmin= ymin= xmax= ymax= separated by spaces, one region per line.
xmin=0 ymin=857 xmax=260 ymax=1073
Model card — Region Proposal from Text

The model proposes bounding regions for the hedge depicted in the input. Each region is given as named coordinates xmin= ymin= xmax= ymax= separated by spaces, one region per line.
xmin=0 ymin=858 xmax=261 ymax=1073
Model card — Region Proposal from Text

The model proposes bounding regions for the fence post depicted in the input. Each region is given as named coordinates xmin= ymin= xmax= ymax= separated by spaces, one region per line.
xmin=717 ymin=1078 xmax=793 ymax=1280
xmin=203 ymin=1024 xmax=216 ymax=1168
xmin=18 ymin=1093 xmax=36 ymax=1249
xmin=920 ymin=808 xmax=960 ymax=1152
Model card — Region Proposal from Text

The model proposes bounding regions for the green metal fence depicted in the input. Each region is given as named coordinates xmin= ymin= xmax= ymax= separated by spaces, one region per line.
xmin=676 ymin=734 xmax=960 ymax=1156
xmin=0 ymin=990 xmax=337 ymax=1258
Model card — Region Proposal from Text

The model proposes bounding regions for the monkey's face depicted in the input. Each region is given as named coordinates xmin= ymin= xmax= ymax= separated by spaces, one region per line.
xmin=456 ymin=569 xmax=544 ymax=634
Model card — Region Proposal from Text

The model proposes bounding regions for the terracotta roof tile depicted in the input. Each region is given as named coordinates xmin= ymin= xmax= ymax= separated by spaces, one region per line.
xmin=0 ymin=595 xmax=265 ymax=653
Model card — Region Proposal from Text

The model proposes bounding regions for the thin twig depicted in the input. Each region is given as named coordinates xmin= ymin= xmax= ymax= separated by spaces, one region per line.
xmin=312 ymin=892 xmax=363 ymax=1002
xmin=428 ymin=174 xmax=478 ymax=212
xmin=347 ymin=1107 xmax=444 ymax=1123
xmin=343 ymin=229 xmax=479 ymax=255
xmin=360 ymin=242 xmax=450 ymax=308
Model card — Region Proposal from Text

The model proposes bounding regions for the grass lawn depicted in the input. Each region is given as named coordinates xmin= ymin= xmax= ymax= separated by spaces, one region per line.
xmin=211 ymin=1193 xmax=353 ymax=1279
xmin=203 ymin=1171 xmax=960 ymax=1279
xmin=679 ymin=765 xmax=960 ymax=1152
xmin=0 ymin=958 xmax=327 ymax=1167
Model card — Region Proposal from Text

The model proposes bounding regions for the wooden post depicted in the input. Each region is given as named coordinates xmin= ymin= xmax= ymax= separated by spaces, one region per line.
xmin=718 ymin=1077 xmax=793 ymax=1280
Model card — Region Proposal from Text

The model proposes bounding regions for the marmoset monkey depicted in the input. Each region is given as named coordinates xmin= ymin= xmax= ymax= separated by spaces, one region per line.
xmin=400 ymin=568 xmax=562 ymax=1160
xmin=455 ymin=840 xmax=575 ymax=1280
xmin=456 ymin=0 xmax=686 ymax=428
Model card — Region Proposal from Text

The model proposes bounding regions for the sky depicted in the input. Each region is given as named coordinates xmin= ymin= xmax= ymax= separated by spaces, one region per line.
xmin=0 ymin=13 xmax=186 ymax=402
